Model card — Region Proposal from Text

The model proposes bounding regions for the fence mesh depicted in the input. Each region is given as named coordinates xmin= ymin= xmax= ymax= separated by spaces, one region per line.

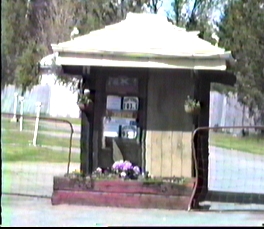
xmin=190 ymin=126 xmax=264 ymax=211
xmin=3 ymin=111 xmax=264 ymax=210
xmin=1 ymin=113 xmax=81 ymax=198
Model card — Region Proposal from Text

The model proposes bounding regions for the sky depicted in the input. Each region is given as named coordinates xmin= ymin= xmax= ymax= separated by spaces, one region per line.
xmin=157 ymin=0 xmax=173 ymax=16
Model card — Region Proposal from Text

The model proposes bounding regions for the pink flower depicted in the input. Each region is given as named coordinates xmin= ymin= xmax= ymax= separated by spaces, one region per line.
xmin=122 ymin=161 xmax=133 ymax=171
xmin=112 ymin=160 xmax=124 ymax=171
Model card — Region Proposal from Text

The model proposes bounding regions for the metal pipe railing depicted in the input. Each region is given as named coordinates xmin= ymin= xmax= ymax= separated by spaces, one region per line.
xmin=1 ymin=112 xmax=75 ymax=175
xmin=188 ymin=125 xmax=264 ymax=211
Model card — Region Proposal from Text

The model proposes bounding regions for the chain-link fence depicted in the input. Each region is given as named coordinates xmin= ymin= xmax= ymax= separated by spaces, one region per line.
xmin=189 ymin=125 xmax=264 ymax=211
xmin=3 ymin=110 xmax=264 ymax=211
xmin=1 ymin=113 xmax=81 ymax=198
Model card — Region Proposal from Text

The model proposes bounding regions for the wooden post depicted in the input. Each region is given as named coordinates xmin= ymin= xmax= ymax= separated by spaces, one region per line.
xmin=192 ymin=72 xmax=210 ymax=207
xmin=80 ymin=109 xmax=89 ymax=175
xmin=80 ymin=75 xmax=95 ymax=175
xmin=80 ymin=109 xmax=94 ymax=175
xmin=87 ymin=113 xmax=94 ymax=174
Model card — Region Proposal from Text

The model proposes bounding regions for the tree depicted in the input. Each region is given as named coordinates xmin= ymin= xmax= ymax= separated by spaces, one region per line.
xmin=2 ymin=0 xmax=29 ymax=89
xmin=33 ymin=0 xmax=163 ymax=86
xmin=217 ymin=0 xmax=264 ymax=124
xmin=1 ymin=0 xmax=107 ymax=91
xmin=14 ymin=41 xmax=46 ymax=94
xmin=167 ymin=0 xmax=224 ymax=42
xmin=1 ymin=0 xmax=163 ymax=92
xmin=147 ymin=0 xmax=163 ymax=13
xmin=1 ymin=0 xmax=47 ymax=93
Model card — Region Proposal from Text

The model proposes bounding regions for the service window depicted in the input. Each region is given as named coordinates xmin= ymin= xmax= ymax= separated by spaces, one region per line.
xmin=103 ymin=76 xmax=140 ymax=141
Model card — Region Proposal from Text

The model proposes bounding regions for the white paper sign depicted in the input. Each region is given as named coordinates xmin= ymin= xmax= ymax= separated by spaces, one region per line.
xmin=109 ymin=117 xmax=136 ymax=125
xmin=103 ymin=123 xmax=119 ymax=137
xmin=106 ymin=95 xmax=122 ymax=110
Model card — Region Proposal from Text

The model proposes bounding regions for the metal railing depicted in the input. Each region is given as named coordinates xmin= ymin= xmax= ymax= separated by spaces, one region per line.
xmin=1 ymin=112 xmax=79 ymax=198
xmin=189 ymin=125 xmax=264 ymax=211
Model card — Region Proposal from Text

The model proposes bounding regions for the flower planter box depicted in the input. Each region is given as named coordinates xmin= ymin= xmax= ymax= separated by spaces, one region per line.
xmin=51 ymin=176 xmax=195 ymax=210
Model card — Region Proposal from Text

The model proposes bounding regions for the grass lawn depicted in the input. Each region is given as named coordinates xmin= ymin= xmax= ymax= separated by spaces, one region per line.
xmin=2 ymin=116 xmax=263 ymax=162
xmin=63 ymin=117 xmax=81 ymax=125
xmin=1 ymin=117 xmax=80 ymax=163
xmin=210 ymin=132 xmax=264 ymax=155
xmin=2 ymin=118 xmax=80 ymax=133
xmin=2 ymin=130 xmax=80 ymax=148
xmin=37 ymin=114 xmax=81 ymax=125
xmin=2 ymin=144 xmax=80 ymax=163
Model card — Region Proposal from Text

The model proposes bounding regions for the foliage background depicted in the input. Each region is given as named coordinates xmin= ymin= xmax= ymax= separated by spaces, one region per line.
xmin=1 ymin=0 xmax=263 ymax=123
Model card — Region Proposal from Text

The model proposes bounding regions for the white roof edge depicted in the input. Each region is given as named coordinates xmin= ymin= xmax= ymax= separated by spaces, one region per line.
xmin=55 ymin=55 xmax=227 ymax=71
xmin=39 ymin=52 xmax=58 ymax=67
xmin=51 ymin=44 xmax=233 ymax=61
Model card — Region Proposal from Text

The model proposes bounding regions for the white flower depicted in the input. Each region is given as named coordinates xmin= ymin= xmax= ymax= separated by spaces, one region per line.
xmin=96 ymin=167 xmax=102 ymax=173
xmin=133 ymin=166 xmax=140 ymax=174
xmin=120 ymin=171 xmax=126 ymax=178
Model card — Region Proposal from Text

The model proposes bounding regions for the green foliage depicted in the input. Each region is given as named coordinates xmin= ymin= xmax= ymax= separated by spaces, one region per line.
xmin=210 ymin=132 xmax=264 ymax=155
xmin=184 ymin=96 xmax=201 ymax=109
xmin=2 ymin=0 xmax=47 ymax=93
xmin=2 ymin=0 xmax=165 ymax=91
xmin=77 ymin=91 xmax=93 ymax=105
xmin=217 ymin=0 xmax=264 ymax=122
xmin=2 ymin=0 xmax=30 ymax=88
xmin=168 ymin=0 xmax=223 ymax=42
xmin=14 ymin=41 xmax=46 ymax=94
xmin=1 ymin=116 xmax=80 ymax=162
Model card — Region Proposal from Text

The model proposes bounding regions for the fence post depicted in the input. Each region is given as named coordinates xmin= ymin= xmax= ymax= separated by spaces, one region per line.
xmin=19 ymin=96 xmax=25 ymax=131
xmin=11 ymin=92 xmax=19 ymax=122
xmin=33 ymin=102 xmax=42 ymax=147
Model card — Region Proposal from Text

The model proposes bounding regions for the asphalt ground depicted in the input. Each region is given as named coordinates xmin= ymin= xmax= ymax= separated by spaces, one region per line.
xmin=1 ymin=194 xmax=264 ymax=227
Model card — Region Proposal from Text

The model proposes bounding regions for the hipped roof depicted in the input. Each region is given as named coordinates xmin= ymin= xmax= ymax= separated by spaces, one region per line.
xmin=50 ymin=13 xmax=234 ymax=70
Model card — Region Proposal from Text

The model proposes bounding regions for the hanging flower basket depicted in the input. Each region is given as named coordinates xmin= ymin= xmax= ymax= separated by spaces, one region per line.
xmin=184 ymin=96 xmax=201 ymax=115
xmin=78 ymin=102 xmax=93 ymax=113
xmin=184 ymin=105 xmax=201 ymax=115
xmin=78 ymin=89 xmax=93 ymax=113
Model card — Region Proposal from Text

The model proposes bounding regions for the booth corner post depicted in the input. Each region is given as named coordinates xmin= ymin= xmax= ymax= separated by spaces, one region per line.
xmin=80 ymin=79 xmax=95 ymax=176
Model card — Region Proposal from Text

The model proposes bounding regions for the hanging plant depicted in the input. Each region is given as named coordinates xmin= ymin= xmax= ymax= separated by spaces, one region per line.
xmin=77 ymin=89 xmax=93 ymax=113
xmin=184 ymin=96 xmax=201 ymax=115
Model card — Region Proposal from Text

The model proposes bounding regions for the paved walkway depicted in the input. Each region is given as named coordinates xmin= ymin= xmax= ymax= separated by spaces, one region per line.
xmin=2 ymin=195 xmax=263 ymax=227
xmin=208 ymin=146 xmax=264 ymax=194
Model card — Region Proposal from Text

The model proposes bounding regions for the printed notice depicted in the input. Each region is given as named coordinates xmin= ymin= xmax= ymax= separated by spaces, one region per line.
xmin=122 ymin=96 xmax=139 ymax=111
xmin=106 ymin=95 xmax=122 ymax=110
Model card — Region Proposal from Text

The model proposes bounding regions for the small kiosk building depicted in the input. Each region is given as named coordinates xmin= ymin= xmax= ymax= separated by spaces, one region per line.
xmin=50 ymin=13 xmax=235 ymax=183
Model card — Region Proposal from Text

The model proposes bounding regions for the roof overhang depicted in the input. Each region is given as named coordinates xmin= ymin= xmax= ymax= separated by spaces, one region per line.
xmin=53 ymin=51 xmax=231 ymax=70
xmin=46 ymin=12 xmax=235 ymax=72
